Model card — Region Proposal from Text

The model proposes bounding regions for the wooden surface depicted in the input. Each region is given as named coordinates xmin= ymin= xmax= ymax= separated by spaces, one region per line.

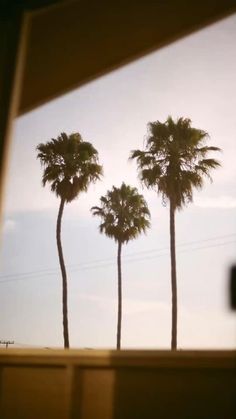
xmin=0 ymin=350 xmax=236 ymax=418
xmin=1 ymin=349 xmax=236 ymax=367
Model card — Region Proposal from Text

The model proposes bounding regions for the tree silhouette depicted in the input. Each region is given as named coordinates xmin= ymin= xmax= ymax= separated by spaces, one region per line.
xmin=37 ymin=132 xmax=102 ymax=348
xmin=91 ymin=183 xmax=150 ymax=349
xmin=130 ymin=116 xmax=221 ymax=349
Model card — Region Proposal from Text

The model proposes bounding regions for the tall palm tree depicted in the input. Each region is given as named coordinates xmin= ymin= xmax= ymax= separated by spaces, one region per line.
xmin=130 ymin=116 xmax=221 ymax=350
xmin=91 ymin=182 xmax=150 ymax=349
xmin=37 ymin=132 xmax=102 ymax=348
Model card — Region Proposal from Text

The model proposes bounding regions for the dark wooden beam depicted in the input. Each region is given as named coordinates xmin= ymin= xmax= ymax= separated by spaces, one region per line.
xmin=0 ymin=7 xmax=28 ymax=214
xmin=19 ymin=0 xmax=236 ymax=115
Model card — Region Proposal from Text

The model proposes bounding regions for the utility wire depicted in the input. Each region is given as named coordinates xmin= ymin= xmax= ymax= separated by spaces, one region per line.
xmin=0 ymin=234 xmax=235 ymax=285
xmin=1 ymin=232 xmax=236 ymax=281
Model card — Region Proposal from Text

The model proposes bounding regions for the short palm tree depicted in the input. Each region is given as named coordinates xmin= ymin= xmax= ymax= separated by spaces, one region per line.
xmin=91 ymin=182 xmax=150 ymax=349
xmin=130 ymin=116 xmax=221 ymax=350
xmin=37 ymin=132 xmax=102 ymax=348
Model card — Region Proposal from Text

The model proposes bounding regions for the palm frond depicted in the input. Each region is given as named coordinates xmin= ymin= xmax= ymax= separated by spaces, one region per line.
xmin=131 ymin=116 xmax=221 ymax=210
xmin=37 ymin=132 xmax=103 ymax=202
xmin=91 ymin=183 xmax=151 ymax=244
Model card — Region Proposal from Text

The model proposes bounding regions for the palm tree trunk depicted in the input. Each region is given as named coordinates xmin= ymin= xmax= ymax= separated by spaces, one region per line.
xmin=117 ymin=241 xmax=122 ymax=349
xmin=56 ymin=197 xmax=69 ymax=348
xmin=170 ymin=199 xmax=177 ymax=350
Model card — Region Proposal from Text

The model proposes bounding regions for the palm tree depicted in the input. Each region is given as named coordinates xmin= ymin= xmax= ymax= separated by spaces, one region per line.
xmin=130 ymin=116 xmax=221 ymax=350
xmin=37 ymin=132 xmax=102 ymax=348
xmin=91 ymin=182 xmax=150 ymax=349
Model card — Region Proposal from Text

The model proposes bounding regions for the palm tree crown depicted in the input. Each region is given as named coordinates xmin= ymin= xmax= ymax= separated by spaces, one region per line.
xmin=91 ymin=182 xmax=150 ymax=243
xmin=37 ymin=132 xmax=103 ymax=202
xmin=130 ymin=116 xmax=221 ymax=210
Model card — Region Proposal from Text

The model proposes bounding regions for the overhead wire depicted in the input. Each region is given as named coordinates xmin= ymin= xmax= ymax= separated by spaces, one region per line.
xmin=1 ymin=232 xmax=236 ymax=279
xmin=0 ymin=233 xmax=235 ymax=285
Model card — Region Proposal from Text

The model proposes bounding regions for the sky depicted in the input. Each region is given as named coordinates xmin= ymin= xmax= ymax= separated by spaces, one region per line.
xmin=0 ymin=14 xmax=236 ymax=349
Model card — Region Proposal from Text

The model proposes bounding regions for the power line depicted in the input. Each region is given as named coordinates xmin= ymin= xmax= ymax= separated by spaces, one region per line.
xmin=0 ymin=234 xmax=235 ymax=285
xmin=121 ymin=239 xmax=236 ymax=264
xmin=1 ymin=237 xmax=236 ymax=283
xmin=1 ymin=232 xmax=236 ymax=282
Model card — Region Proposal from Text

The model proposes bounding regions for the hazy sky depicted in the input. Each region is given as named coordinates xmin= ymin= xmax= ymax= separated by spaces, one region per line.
xmin=1 ymin=14 xmax=236 ymax=349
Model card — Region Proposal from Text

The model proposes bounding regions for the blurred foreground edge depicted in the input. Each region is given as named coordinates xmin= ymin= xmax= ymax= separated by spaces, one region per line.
xmin=0 ymin=349 xmax=235 ymax=418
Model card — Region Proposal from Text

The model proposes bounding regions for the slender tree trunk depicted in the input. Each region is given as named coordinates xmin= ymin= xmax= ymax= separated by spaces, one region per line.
xmin=56 ymin=197 xmax=69 ymax=348
xmin=117 ymin=241 xmax=122 ymax=350
xmin=170 ymin=200 xmax=177 ymax=350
